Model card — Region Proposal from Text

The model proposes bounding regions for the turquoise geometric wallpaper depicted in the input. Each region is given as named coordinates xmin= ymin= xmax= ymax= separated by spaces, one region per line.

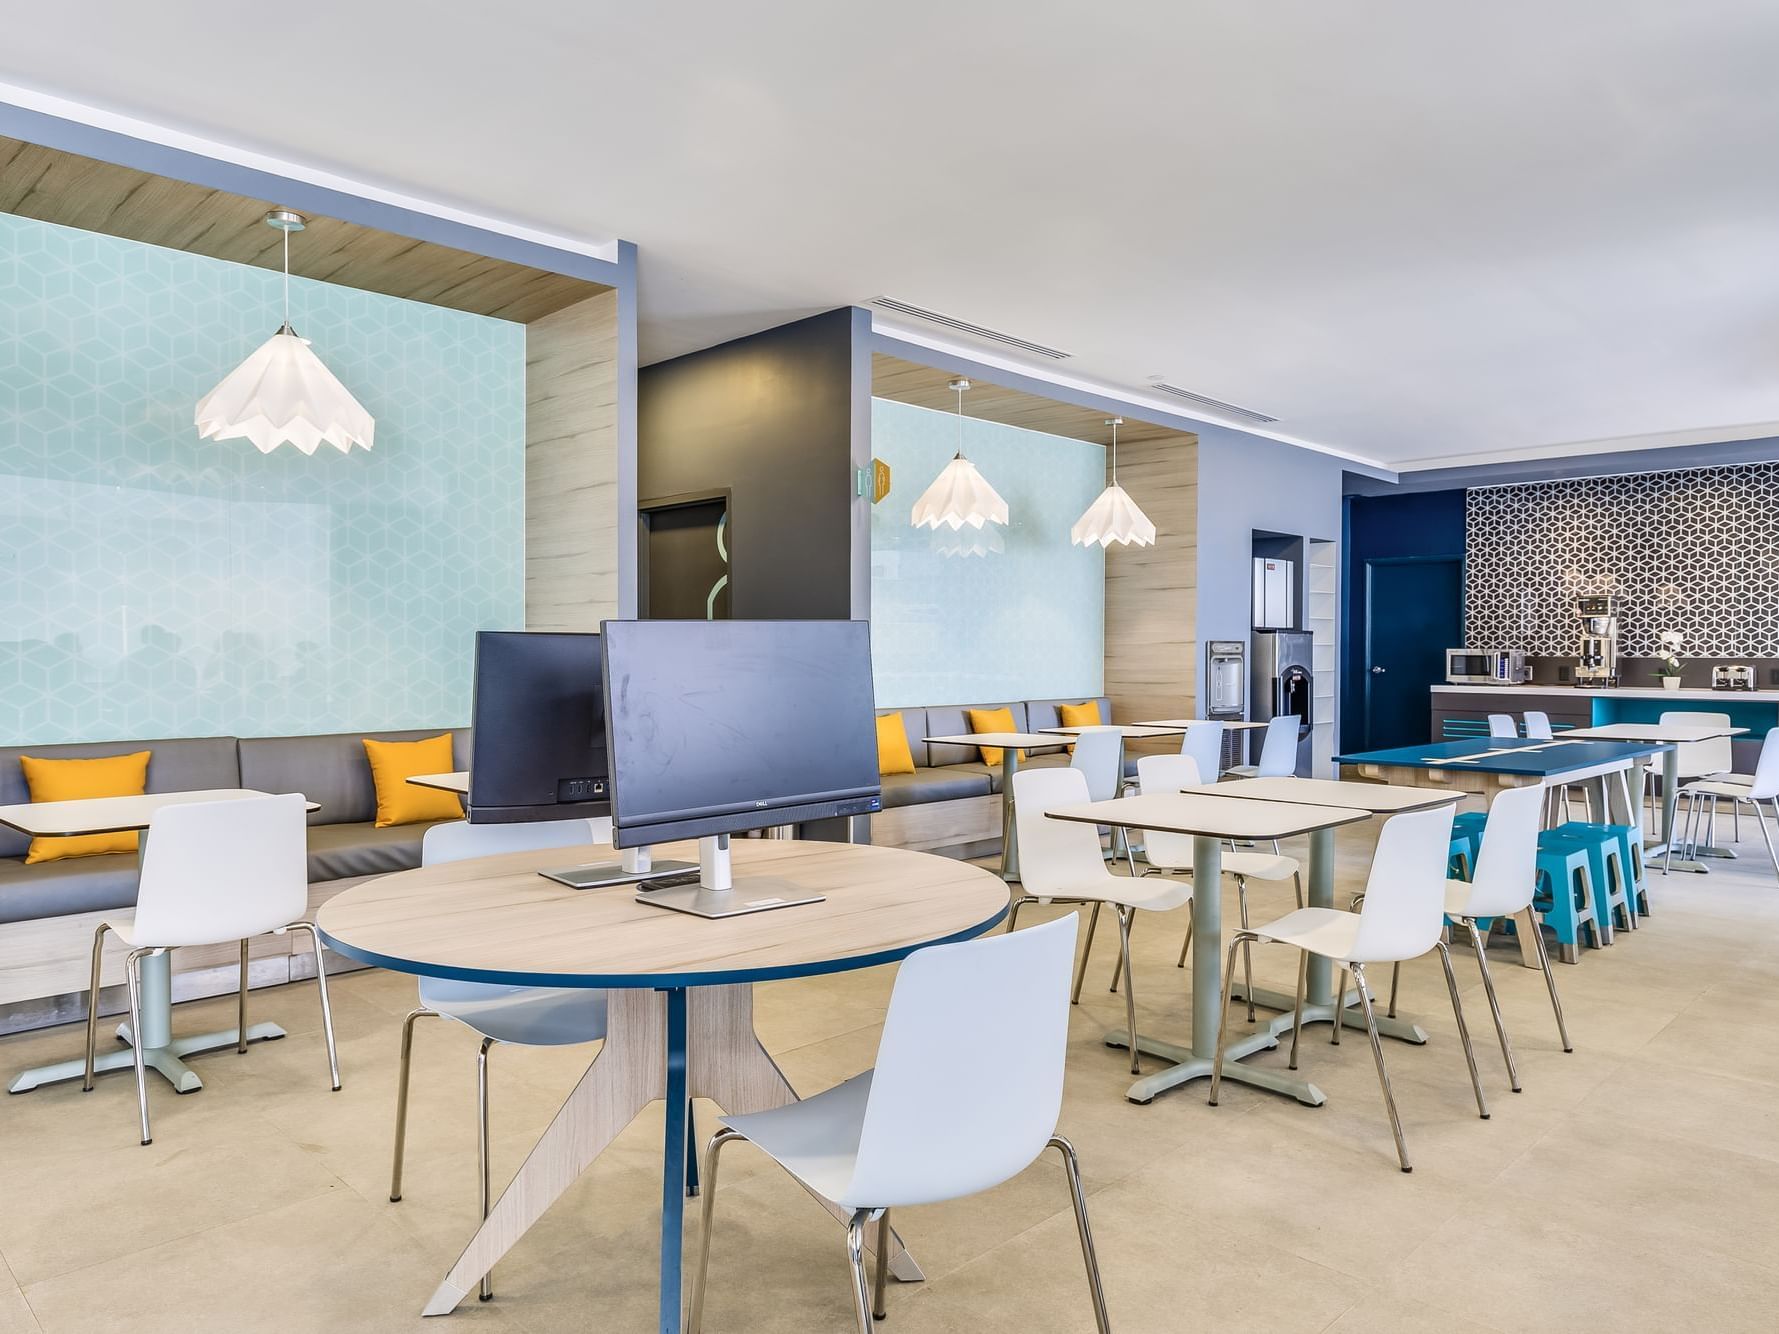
xmin=870 ymin=397 xmax=1104 ymax=707
xmin=0 ymin=212 xmax=524 ymax=744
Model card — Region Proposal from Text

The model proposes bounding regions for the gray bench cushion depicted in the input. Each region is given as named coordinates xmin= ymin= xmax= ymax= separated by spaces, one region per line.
xmin=0 ymin=852 xmax=138 ymax=925
xmin=0 ymin=736 xmax=241 ymax=861
xmin=877 ymin=765 xmax=994 ymax=809
xmin=239 ymin=728 xmax=471 ymax=826
xmin=304 ymin=821 xmax=451 ymax=883
xmin=1024 ymin=696 xmax=1114 ymax=732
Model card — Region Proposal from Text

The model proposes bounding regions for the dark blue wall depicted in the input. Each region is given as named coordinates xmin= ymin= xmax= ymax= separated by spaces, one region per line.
xmin=1340 ymin=489 xmax=1468 ymax=749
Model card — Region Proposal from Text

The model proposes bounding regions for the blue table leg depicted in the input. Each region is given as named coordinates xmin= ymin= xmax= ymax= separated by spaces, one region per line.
xmin=660 ymin=987 xmax=689 ymax=1334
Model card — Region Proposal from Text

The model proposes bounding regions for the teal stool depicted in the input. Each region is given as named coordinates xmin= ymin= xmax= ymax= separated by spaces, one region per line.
xmin=1533 ymin=843 xmax=1602 ymax=964
xmin=1449 ymin=831 xmax=1479 ymax=880
xmin=1541 ymin=828 xmax=1630 ymax=940
xmin=1553 ymin=819 xmax=1646 ymax=917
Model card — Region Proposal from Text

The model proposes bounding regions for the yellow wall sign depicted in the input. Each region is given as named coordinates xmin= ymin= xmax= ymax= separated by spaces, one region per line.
xmin=871 ymin=457 xmax=892 ymax=504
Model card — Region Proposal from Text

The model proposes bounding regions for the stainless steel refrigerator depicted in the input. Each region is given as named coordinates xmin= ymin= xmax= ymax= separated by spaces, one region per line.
xmin=1251 ymin=629 xmax=1313 ymax=775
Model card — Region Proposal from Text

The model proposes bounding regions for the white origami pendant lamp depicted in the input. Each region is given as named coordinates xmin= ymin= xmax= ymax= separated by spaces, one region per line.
xmin=196 ymin=210 xmax=375 ymax=455
xmin=1072 ymin=416 xmax=1156 ymax=548
xmin=910 ymin=378 xmax=1009 ymax=532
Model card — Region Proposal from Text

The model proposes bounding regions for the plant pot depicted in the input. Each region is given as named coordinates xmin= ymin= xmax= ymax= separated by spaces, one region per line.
xmin=1661 ymin=676 xmax=1681 ymax=690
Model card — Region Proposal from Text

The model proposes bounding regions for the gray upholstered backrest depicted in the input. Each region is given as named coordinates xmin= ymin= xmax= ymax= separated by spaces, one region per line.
xmin=0 ymin=737 xmax=241 ymax=860
xmin=236 ymin=728 xmax=471 ymax=826
xmin=875 ymin=707 xmax=929 ymax=770
xmin=924 ymin=702 xmax=1030 ymax=767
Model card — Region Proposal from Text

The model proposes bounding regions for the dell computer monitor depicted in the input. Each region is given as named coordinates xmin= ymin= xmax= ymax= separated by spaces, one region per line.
xmin=467 ymin=630 xmax=610 ymax=824
xmin=600 ymin=619 xmax=883 ymax=850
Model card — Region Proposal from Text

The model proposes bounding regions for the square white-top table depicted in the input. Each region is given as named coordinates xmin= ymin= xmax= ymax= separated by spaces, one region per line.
xmin=407 ymin=771 xmax=470 ymax=795
xmin=1183 ymin=777 xmax=1460 ymax=1042
xmin=1564 ymin=722 xmax=1749 ymax=871
xmin=1047 ymin=791 xmax=1369 ymax=1105
xmin=924 ymin=733 xmax=1062 ymax=881
xmin=2 ymin=789 xmax=320 ymax=1096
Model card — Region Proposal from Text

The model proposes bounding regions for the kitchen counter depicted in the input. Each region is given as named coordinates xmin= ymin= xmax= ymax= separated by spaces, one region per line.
xmin=1431 ymin=683 xmax=1779 ymax=703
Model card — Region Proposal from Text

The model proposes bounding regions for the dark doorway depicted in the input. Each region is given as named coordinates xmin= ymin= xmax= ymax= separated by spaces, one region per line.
xmin=640 ymin=494 xmax=730 ymax=619
xmin=1363 ymin=557 xmax=1462 ymax=750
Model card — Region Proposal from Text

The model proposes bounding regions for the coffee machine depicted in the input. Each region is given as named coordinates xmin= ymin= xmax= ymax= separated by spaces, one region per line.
xmin=1574 ymin=595 xmax=1619 ymax=688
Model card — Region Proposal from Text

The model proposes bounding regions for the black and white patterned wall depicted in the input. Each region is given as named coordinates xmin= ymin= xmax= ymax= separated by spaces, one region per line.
xmin=1465 ymin=462 xmax=1779 ymax=658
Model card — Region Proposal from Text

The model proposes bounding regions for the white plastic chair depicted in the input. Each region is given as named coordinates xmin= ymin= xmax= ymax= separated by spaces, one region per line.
xmin=390 ymin=818 xmax=608 ymax=1301
xmin=1226 ymin=714 xmax=1299 ymax=778
xmin=1671 ymin=727 xmax=1779 ymax=874
xmin=1123 ymin=753 xmax=1303 ymax=1017
xmin=1209 ymin=803 xmax=1487 ymax=1173
xmin=1661 ymin=710 xmax=1735 ymax=844
xmin=1434 ymin=785 xmax=1571 ymax=1091
xmin=1180 ymin=720 xmax=1225 ymax=786
xmin=82 ymin=793 xmax=337 ymax=1146
xmin=1523 ymin=711 xmax=1554 ymax=740
xmin=1487 ymin=713 xmax=1518 ymax=739
xmin=1009 ymin=766 xmax=1191 ymax=1074
xmin=688 ymin=915 xmax=1110 ymax=1334
xmin=1069 ymin=726 xmax=1130 ymax=859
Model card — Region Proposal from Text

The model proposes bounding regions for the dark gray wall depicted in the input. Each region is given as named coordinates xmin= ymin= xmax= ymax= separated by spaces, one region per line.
xmin=639 ymin=309 xmax=863 ymax=620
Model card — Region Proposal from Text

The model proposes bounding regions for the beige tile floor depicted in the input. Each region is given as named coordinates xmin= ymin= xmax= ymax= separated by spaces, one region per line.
xmin=3 ymin=822 xmax=1779 ymax=1333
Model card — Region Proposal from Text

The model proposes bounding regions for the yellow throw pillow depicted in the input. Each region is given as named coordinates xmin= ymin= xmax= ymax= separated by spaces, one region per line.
xmin=1056 ymin=700 xmax=1103 ymax=755
xmin=876 ymin=713 xmax=916 ymax=776
xmin=363 ymin=733 xmax=464 ymax=829
xmin=1058 ymin=700 xmax=1103 ymax=729
xmin=20 ymin=750 xmax=151 ymax=864
xmin=967 ymin=707 xmax=1024 ymax=766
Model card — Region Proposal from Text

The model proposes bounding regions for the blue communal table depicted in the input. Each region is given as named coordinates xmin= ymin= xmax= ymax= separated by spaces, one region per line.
xmin=1335 ymin=736 xmax=1671 ymax=967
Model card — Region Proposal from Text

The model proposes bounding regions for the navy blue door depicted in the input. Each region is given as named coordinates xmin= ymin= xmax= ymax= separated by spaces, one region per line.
xmin=1364 ymin=558 xmax=1462 ymax=749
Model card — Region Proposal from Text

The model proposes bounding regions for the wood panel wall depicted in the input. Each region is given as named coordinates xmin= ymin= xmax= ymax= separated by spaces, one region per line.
xmin=1104 ymin=435 xmax=1199 ymax=724
xmin=525 ymin=290 xmax=621 ymax=630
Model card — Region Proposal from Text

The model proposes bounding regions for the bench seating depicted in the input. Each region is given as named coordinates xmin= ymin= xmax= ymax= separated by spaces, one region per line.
xmin=0 ymin=728 xmax=470 ymax=1034
xmin=869 ymin=697 xmax=1126 ymax=856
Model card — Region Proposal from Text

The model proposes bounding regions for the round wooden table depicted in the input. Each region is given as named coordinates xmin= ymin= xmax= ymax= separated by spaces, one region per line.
xmin=317 ymin=837 xmax=1008 ymax=1334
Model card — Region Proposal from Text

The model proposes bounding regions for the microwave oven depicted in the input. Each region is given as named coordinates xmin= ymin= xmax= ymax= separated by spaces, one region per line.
xmin=1446 ymin=648 xmax=1528 ymax=685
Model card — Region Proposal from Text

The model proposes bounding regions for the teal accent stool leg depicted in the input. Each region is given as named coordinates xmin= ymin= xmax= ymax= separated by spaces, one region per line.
xmin=9 ymin=949 xmax=285 ymax=1095
xmin=659 ymin=988 xmax=689 ymax=1334
xmin=1230 ymin=826 xmax=1426 ymax=1046
xmin=1000 ymin=749 xmax=1020 ymax=882
xmin=1110 ymin=834 xmax=1327 ymax=1106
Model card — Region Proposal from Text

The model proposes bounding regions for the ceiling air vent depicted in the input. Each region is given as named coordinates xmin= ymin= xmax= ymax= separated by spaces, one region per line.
xmin=1147 ymin=382 xmax=1279 ymax=425
xmin=869 ymin=297 xmax=1071 ymax=360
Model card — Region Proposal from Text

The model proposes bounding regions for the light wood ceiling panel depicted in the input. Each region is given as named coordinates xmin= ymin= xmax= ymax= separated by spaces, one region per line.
xmin=872 ymin=353 xmax=1194 ymax=449
xmin=0 ymin=137 xmax=604 ymax=323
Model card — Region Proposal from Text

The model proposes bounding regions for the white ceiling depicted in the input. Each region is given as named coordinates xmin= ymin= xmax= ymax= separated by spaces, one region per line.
xmin=4 ymin=0 xmax=1778 ymax=471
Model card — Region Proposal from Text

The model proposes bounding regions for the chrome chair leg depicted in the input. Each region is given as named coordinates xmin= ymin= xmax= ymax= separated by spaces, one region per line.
xmin=1050 ymin=1135 xmax=1112 ymax=1334
xmin=1435 ymin=941 xmax=1489 ymax=1120
xmin=1465 ymin=919 xmax=1519 ymax=1092
xmin=1236 ymin=877 xmax=1255 ymax=1023
xmin=1331 ymin=967 xmax=1349 ymax=1045
xmin=1006 ymin=894 xmax=1032 ymax=934
xmin=125 ymin=948 xmax=153 ymax=1146
xmin=1352 ymin=963 xmax=1411 ymax=1173
xmin=1386 ymin=961 xmax=1401 ymax=1019
xmin=1288 ymin=948 xmax=1308 ymax=1070
xmin=389 ymin=1007 xmax=440 ymax=1201
xmin=1116 ymin=907 xmax=1140 ymax=1075
xmin=1528 ymin=907 xmax=1573 ymax=1052
xmin=1207 ymin=934 xmax=1249 ymax=1106
xmin=292 ymin=923 xmax=341 ymax=1090
xmin=477 ymin=1037 xmax=495 ymax=1301
xmin=873 ymin=1208 xmax=891 ymax=1320
xmin=1071 ymin=902 xmax=1100 ymax=1005
xmin=83 ymin=923 xmax=110 ymax=1092
xmin=1109 ymin=911 xmax=1134 ymax=994
xmin=1292 ymin=868 xmax=1304 ymax=910
xmin=237 ymin=939 xmax=250 ymax=1054
xmin=687 ymin=1126 xmax=743 ymax=1334
xmin=1752 ymin=798 xmax=1779 ymax=872
xmin=845 ymin=1209 xmax=875 ymax=1334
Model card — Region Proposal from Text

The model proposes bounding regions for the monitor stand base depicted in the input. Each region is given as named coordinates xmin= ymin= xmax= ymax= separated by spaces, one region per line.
xmin=634 ymin=834 xmax=825 ymax=919
xmin=537 ymin=843 xmax=696 ymax=891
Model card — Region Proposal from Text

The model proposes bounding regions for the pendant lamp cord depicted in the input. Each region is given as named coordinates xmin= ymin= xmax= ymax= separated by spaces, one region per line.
xmin=954 ymin=381 xmax=965 ymax=459
xmin=1110 ymin=419 xmax=1118 ymax=485
xmin=283 ymin=226 xmax=291 ymax=330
